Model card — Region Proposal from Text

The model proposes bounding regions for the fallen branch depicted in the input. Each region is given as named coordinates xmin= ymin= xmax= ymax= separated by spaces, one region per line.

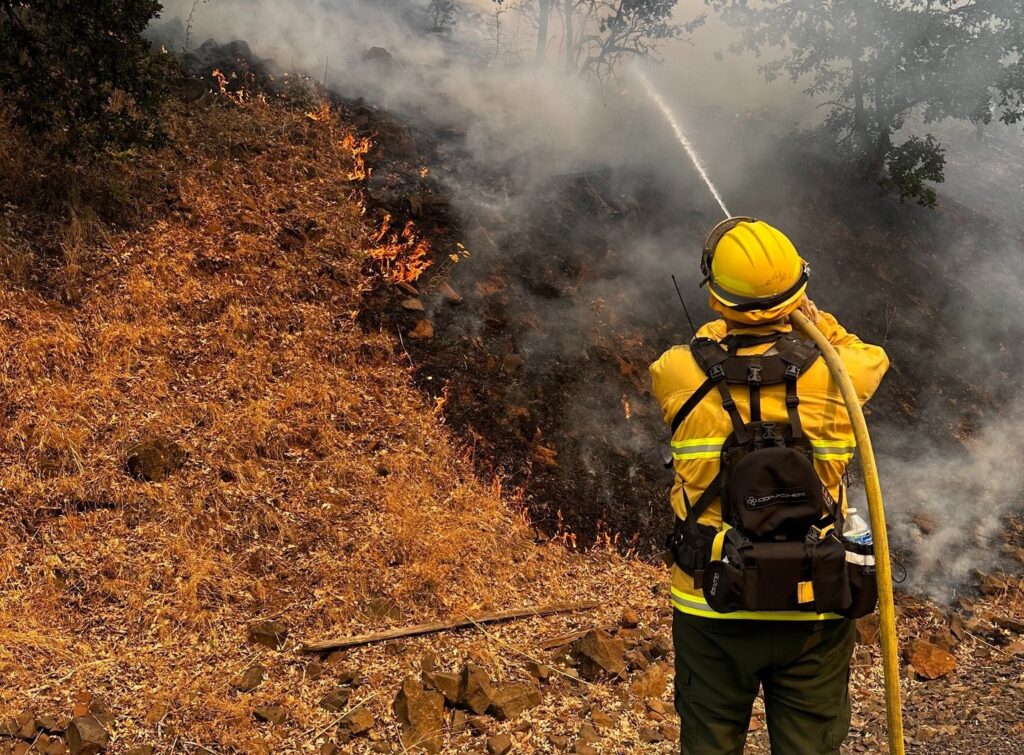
xmin=302 ymin=601 xmax=600 ymax=653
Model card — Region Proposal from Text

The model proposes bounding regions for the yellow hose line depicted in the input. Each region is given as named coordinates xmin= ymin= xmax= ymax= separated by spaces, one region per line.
xmin=791 ymin=310 xmax=905 ymax=755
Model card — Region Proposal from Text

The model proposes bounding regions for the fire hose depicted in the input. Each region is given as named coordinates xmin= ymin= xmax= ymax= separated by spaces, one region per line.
xmin=791 ymin=309 xmax=905 ymax=755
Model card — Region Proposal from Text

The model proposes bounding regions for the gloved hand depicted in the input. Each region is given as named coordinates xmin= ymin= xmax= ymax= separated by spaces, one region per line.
xmin=794 ymin=295 xmax=819 ymax=325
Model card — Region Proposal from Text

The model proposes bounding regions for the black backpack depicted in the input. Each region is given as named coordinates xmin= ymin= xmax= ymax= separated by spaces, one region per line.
xmin=666 ymin=332 xmax=874 ymax=617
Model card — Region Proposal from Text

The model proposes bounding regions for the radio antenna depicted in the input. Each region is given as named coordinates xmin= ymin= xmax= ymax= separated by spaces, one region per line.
xmin=671 ymin=275 xmax=697 ymax=339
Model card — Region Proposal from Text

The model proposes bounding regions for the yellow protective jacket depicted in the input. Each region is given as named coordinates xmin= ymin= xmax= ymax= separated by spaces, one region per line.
xmin=649 ymin=313 xmax=889 ymax=620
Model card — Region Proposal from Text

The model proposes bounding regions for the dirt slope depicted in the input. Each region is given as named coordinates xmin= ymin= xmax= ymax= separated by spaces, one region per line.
xmin=0 ymin=93 xmax=1022 ymax=755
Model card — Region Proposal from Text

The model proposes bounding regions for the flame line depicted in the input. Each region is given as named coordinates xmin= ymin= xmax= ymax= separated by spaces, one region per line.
xmin=633 ymin=69 xmax=731 ymax=219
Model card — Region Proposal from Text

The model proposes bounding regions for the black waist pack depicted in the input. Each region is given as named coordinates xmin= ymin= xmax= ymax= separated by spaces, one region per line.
xmin=702 ymin=527 xmax=852 ymax=614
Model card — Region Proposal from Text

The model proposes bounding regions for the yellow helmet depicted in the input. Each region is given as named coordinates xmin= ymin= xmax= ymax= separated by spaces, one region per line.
xmin=701 ymin=217 xmax=809 ymax=314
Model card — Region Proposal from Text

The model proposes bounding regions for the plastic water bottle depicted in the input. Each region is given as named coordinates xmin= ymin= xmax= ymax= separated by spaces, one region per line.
xmin=843 ymin=508 xmax=873 ymax=546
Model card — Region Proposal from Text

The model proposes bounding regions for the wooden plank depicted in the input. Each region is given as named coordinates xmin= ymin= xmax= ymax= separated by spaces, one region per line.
xmin=302 ymin=601 xmax=601 ymax=654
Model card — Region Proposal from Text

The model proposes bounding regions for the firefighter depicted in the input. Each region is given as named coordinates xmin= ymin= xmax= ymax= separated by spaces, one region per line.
xmin=650 ymin=218 xmax=889 ymax=754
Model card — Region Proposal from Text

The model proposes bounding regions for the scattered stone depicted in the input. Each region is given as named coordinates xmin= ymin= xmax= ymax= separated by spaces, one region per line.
xmin=35 ymin=715 xmax=62 ymax=734
xmin=337 ymin=669 xmax=361 ymax=686
xmin=590 ymin=710 xmax=615 ymax=730
xmin=574 ymin=743 xmax=597 ymax=755
xmin=420 ymin=651 xmax=439 ymax=673
xmin=990 ymin=615 xmax=1024 ymax=635
xmin=305 ymin=660 xmax=323 ymax=680
xmin=626 ymin=650 xmax=650 ymax=671
xmin=458 ymin=664 xmax=495 ymax=715
xmin=339 ymin=707 xmax=375 ymax=737
xmin=125 ymin=438 xmax=186 ymax=482
xmin=466 ymin=716 xmax=489 ymax=736
xmin=126 ymin=748 xmax=153 ymax=755
xmin=548 ymin=733 xmax=570 ymax=750
xmin=423 ymin=671 xmax=461 ymax=706
xmin=931 ymin=625 xmax=958 ymax=652
xmin=397 ymin=281 xmax=419 ymax=297
xmin=363 ymin=47 xmax=396 ymax=68
xmin=571 ymin=630 xmax=626 ymax=681
xmin=234 ymin=664 xmax=266 ymax=692
xmin=906 ymin=639 xmax=957 ymax=680
xmin=393 ymin=677 xmax=444 ymax=754
xmin=631 ymin=663 xmax=667 ymax=701
xmin=320 ymin=743 xmax=339 ymax=755
xmin=856 ymin=615 xmax=880 ymax=645
xmin=320 ymin=687 xmax=352 ymax=712
xmin=577 ymin=722 xmax=600 ymax=743
xmin=66 ymin=715 xmax=110 ymax=755
xmin=438 ymin=281 xmax=462 ymax=305
xmin=524 ymin=660 xmax=550 ymax=682
xmin=401 ymin=298 xmax=425 ymax=312
xmin=644 ymin=635 xmax=673 ymax=660
xmin=501 ymin=353 xmax=523 ymax=376
xmin=949 ymin=613 xmax=966 ymax=641
xmin=486 ymin=734 xmax=512 ymax=755
xmin=487 ymin=681 xmax=542 ymax=720
xmin=660 ymin=721 xmax=681 ymax=742
xmin=639 ymin=725 xmax=665 ymax=743
xmin=253 ymin=706 xmax=286 ymax=725
xmin=977 ymin=571 xmax=1008 ymax=596
xmin=620 ymin=607 xmax=640 ymax=629
xmin=408 ymin=319 xmax=434 ymax=339
xmin=450 ymin=710 xmax=468 ymax=734
xmin=247 ymin=620 xmax=289 ymax=650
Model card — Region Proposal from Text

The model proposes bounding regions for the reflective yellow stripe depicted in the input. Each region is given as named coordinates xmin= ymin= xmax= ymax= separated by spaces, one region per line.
xmin=671 ymin=587 xmax=842 ymax=621
xmin=811 ymin=438 xmax=856 ymax=461
xmin=670 ymin=436 xmax=726 ymax=460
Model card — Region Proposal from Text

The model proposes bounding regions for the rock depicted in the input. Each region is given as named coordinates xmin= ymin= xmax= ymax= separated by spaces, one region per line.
xmin=438 ymin=281 xmax=462 ymax=305
xmin=977 ymin=570 xmax=1008 ymax=595
xmin=401 ymin=298 xmax=425 ymax=312
xmin=590 ymin=710 xmax=616 ymax=730
xmin=305 ymin=660 xmax=323 ymax=680
xmin=949 ymin=613 xmax=966 ymax=641
xmin=639 ymin=726 xmax=665 ymax=743
xmin=574 ymin=743 xmax=597 ymax=755
xmin=571 ymin=630 xmax=626 ymax=681
xmin=856 ymin=615 xmax=880 ymax=645
xmin=420 ymin=652 xmax=439 ymax=673
xmin=320 ymin=743 xmax=339 ymax=755
xmin=548 ymin=733 xmax=570 ymax=750
xmin=620 ymin=607 xmax=640 ymax=629
xmin=931 ymin=625 xmax=958 ymax=652
xmin=906 ymin=640 xmax=957 ymax=680
xmin=340 ymin=707 xmax=374 ymax=737
xmin=501 ymin=353 xmax=523 ymax=375
xmin=393 ymin=677 xmax=444 ymax=754
xmin=577 ymin=722 xmax=600 ymax=743
xmin=337 ymin=668 xmax=361 ymax=686
xmin=990 ymin=615 xmax=1024 ymax=635
xmin=66 ymin=715 xmax=109 ymax=755
xmin=631 ymin=663 xmax=667 ymax=700
xmin=644 ymin=634 xmax=673 ymax=660
xmin=247 ymin=620 xmax=289 ymax=650
xmin=320 ymin=687 xmax=352 ymax=712
xmin=449 ymin=709 xmax=468 ymax=733
xmin=524 ymin=661 xmax=550 ymax=682
xmin=422 ymin=671 xmax=460 ymax=706
xmin=458 ymin=664 xmax=495 ymax=715
xmin=408 ymin=319 xmax=434 ymax=339
xmin=125 ymin=438 xmax=186 ymax=482
xmin=126 ymin=748 xmax=154 ymax=755
xmin=253 ymin=706 xmax=286 ymax=725
xmin=363 ymin=47 xmax=395 ymax=68
xmin=487 ymin=681 xmax=542 ymax=720
xmin=234 ymin=664 xmax=266 ymax=692
xmin=466 ymin=716 xmax=489 ymax=736
xmin=660 ymin=721 xmax=681 ymax=742
xmin=486 ymin=734 xmax=512 ymax=755
xmin=35 ymin=715 xmax=62 ymax=734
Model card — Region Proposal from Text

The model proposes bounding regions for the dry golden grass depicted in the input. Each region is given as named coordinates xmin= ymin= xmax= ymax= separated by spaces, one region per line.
xmin=0 ymin=99 xmax=665 ymax=752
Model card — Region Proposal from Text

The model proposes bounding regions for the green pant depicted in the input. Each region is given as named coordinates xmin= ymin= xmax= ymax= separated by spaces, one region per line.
xmin=673 ymin=611 xmax=854 ymax=755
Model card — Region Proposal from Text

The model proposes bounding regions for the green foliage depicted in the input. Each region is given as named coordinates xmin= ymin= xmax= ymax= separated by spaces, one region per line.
xmin=0 ymin=0 xmax=172 ymax=154
xmin=879 ymin=135 xmax=946 ymax=209
xmin=708 ymin=0 xmax=1024 ymax=207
